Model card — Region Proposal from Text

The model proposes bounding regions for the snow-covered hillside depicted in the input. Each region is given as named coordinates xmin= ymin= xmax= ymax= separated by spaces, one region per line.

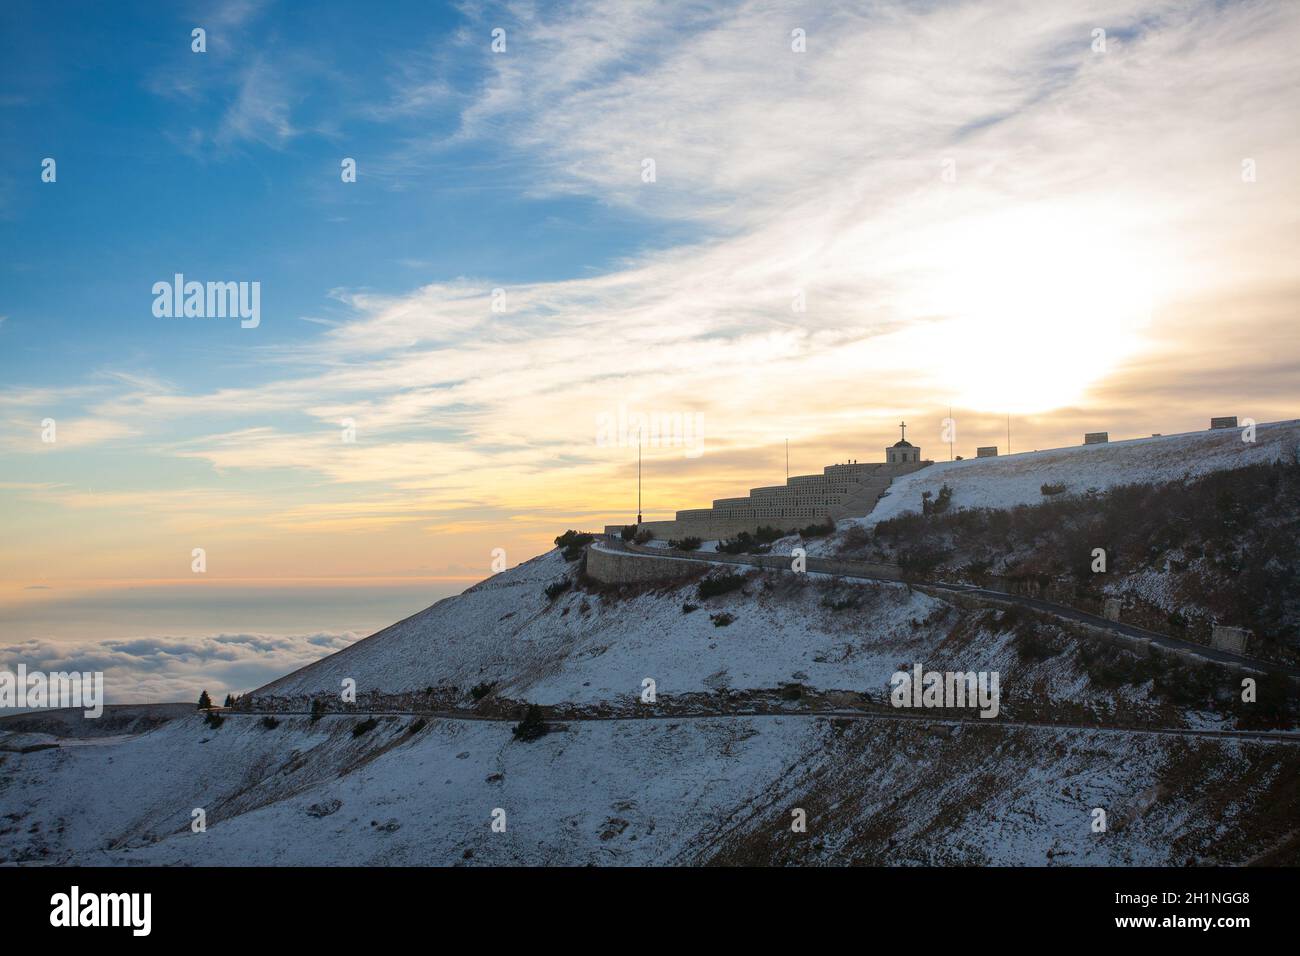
xmin=247 ymin=551 xmax=1198 ymax=718
xmin=6 ymin=542 xmax=1296 ymax=866
xmin=256 ymin=554 xmax=952 ymax=704
xmin=5 ymin=421 xmax=1300 ymax=866
xmin=4 ymin=705 xmax=1297 ymax=866
xmin=862 ymin=419 xmax=1300 ymax=527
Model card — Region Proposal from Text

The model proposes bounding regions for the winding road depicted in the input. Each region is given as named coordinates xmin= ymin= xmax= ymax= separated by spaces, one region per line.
xmin=210 ymin=706 xmax=1300 ymax=745
xmin=595 ymin=537 xmax=1300 ymax=679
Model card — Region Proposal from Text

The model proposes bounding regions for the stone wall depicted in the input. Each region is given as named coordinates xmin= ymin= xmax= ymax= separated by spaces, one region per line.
xmin=1211 ymin=625 xmax=1252 ymax=654
xmin=585 ymin=543 xmax=701 ymax=584
xmin=603 ymin=517 xmax=769 ymax=542
xmin=585 ymin=541 xmax=905 ymax=585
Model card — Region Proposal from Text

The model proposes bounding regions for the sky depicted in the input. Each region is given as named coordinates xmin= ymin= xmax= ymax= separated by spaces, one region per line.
xmin=1 ymin=0 xmax=1297 ymax=701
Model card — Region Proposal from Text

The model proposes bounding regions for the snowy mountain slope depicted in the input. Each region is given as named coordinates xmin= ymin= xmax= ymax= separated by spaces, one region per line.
xmin=255 ymin=551 xmax=959 ymax=705
xmin=6 ymin=421 xmax=1300 ymax=867
xmin=248 ymin=552 xmax=1195 ymax=721
xmin=702 ymin=718 xmax=1300 ymax=866
xmin=0 ymin=703 xmax=192 ymax=738
xmin=4 ymin=708 xmax=1296 ymax=866
xmin=858 ymin=419 xmax=1300 ymax=529
xmin=5 ymin=548 xmax=1297 ymax=865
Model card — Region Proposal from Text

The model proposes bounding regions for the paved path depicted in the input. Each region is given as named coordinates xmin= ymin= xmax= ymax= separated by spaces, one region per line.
xmin=213 ymin=706 xmax=1300 ymax=745
xmin=596 ymin=538 xmax=1300 ymax=679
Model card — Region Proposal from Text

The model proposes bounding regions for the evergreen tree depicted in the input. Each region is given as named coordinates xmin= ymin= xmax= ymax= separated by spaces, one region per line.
xmin=197 ymin=689 xmax=212 ymax=710
xmin=511 ymin=704 xmax=548 ymax=742
xmin=224 ymin=693 xmax=235 ymax=708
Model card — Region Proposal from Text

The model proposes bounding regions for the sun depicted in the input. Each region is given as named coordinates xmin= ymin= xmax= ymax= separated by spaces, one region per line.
xmin=899 ymin=203 xmax=1163 ymax=414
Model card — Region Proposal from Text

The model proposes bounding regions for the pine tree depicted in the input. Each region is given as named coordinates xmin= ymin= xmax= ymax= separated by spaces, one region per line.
xmin=224 ymin=694 xmax=235 ymax=708
xmin=197 ymin=690 xmax=213 ymax=710
xmin=511 ymin=704 xmax=548 ymax=742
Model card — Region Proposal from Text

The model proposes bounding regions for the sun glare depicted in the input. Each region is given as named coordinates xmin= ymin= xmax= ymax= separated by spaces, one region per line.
xmin=902 ymin=205 xmax=1161 ymax=414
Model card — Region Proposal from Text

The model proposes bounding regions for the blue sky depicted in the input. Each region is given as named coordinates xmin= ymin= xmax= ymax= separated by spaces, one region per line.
xmin=0 ymin=0 xmax=676 ymax=393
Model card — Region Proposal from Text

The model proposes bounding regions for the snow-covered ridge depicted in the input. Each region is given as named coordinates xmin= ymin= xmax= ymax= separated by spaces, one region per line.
xmin=5 ymin=705 xmax=1295 ymax=866
xmin=254 ymin=549 xmax=955 ymax=704
xmin=862 ymin=419 xmax=1299 ymax=527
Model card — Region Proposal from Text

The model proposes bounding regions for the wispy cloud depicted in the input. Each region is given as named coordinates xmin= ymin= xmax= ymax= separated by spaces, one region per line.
xmin=213 ymin=56 xmax=301 ymax=147
xmin=6 ymin=0 xmax=1299 ymax=586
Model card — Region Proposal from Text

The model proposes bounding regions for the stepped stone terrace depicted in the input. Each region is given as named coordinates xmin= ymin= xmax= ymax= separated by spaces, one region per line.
xmin=607 ymin=425 xmax=932 ymax=541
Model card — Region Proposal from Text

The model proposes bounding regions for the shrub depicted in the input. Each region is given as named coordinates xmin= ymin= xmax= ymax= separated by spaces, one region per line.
xmin=780 ymin=683 xmax=803 ymax=701
xmin=554 ymin=530 xmax=594 ymax=561
xmin=800 ymin=521 xmax=833 ymax=538
xmin=1161 ymin=662 xmax=1219 ymax=707
xmin=1078 ymin=643 xmax=1153 ymax=690
xmin=352 ymin=717 xmax=379 ymax=738
xmin=633 ymin=528 xmax=654 ymax=544
xmin=544 ymin=579 xmax=571 ymax=601
xmin=822 ymin=595 xmax=859 ymax=611
xmin=621 ymin=524 xmax=637 ymax=541
xmin=682 ymin=602 xmax=699 ymax=614
xmin=717 ymin=533 xmax=754 ymax=554
xmin=260 ymin=715 xmax=280 ymax=730
xmin=470 ymin=681 xmax=497 ymax=701
xmin=309 ymin=698 xmax=324 ymax=723
xmin=408 ymin=718 xmax=427 ymax=735
xmin=716 ymin=532 xmax=771 ymax=554
xmin=898 ymin=544 xmax=949 ymax=578
xmin=922 ymin=484 xmax=954 ymax=516
xmin=838 ymin=524 xmax=870 ymax=553
xmin=753 ymin=525 xmax=787 ymax=544
xmin=203 ymin=711 xmax=224 ymax=729
xmin=1013 ymin=627 xmax=1064 ymax=662
xmin=1040 ymin=482 xmax=1068 ymax=496
xmin=1234 ymin=672 xmax=1294 ymax=729
xmin=699 ymin=572 xmax=747 ymax=599
xmin=710 ymin=612 xmax=736 ymax=627
xmin=998 ymin=605 xmax=1027 ymax=628
xmin=512 ymin=704 xmax=548 ymax=742
xmin=670 ymin=536 xmax=702 ymax=551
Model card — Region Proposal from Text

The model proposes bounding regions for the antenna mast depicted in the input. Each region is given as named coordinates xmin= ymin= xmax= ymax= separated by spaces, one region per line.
xmin=637 ymin=427 xmax=642 ymax=525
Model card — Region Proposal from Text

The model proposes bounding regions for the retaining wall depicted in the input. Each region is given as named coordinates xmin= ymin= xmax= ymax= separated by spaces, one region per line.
xmin=586 ymin=541 xmax=905 ymax=585
xmin=602 ymin=517 xmax=766 ymax=541
xmin=585 ymin=543 xmax=701 ymax=584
